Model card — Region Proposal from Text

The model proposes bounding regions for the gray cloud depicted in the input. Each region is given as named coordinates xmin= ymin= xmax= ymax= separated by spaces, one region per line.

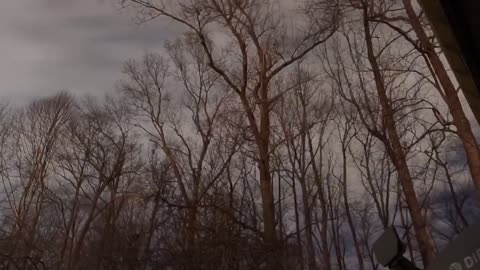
xmin=0 ymin=0 xmax=176 ymax=103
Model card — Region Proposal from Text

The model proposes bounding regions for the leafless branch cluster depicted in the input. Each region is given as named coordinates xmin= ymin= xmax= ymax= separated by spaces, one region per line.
xmin=1 ymin=0 xmax=480 ymax=269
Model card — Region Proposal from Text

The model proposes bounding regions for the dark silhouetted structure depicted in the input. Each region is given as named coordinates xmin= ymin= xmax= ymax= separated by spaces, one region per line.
xmin=419 ymin=0 xmax=480 ymax=123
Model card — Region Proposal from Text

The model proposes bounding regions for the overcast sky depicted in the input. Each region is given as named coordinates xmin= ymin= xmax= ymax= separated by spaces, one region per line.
xmin=0 ymin=0 xmax=176 ymax=103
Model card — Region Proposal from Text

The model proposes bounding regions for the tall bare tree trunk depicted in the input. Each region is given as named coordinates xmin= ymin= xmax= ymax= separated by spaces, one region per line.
xmin=362 ymin=4 xmax=434 ymax=266
xmin=402 ymin=0 xmax=480 ymax=191
xmin=340 ymin=145 xmax=365 ymax=270
xmin=258 ymin=83 xmax=279 ymax=269
xmin=300 ymin=180 xmax=318 ymax=270
xmin=291 ymin=171 xmax=305 ymax=270
xmin=308 ymin=132 xmax=331 ymax=270
xmin=298 ymin=79 xmax=318 ymax=270
xmin=327 ymin=173 xmax=344 ymax=270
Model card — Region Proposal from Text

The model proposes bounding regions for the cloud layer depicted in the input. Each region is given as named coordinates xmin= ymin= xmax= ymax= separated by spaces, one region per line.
xmin=0 ymin=0 xmax=174 ymax=103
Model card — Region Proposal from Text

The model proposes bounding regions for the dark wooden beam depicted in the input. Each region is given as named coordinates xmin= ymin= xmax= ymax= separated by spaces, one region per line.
xmin=418 ymin=0 xmax=480 ymax=123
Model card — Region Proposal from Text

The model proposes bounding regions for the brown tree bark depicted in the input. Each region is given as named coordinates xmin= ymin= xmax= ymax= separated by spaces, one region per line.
xmin=118 ymin=2 xmax=338 ymax=267
xmin=336 ymin=114 xmax=365 ymax=270
xmin=308 ymin=121 xmax=332 ymax=270
xmin=401 ymin=0 xmax=480 ymax=192
xmin=362 ymin=3 xmax=435 ymax=266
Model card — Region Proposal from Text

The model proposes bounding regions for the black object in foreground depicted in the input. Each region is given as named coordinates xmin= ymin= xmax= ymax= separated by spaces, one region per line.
xmin=426 ymin=224 xmax=480 ymax=270
xmin=374 ymin=224 xmax=480 ymax=270
xmin=418 ymin=0 xmax=480 ymax=124
xmin=373 ymin=227 xmax=420 ymax=270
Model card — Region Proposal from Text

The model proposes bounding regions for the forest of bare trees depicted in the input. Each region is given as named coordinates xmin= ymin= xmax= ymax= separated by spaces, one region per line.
xmin=1 ymin=0 xmax=480 ymax=269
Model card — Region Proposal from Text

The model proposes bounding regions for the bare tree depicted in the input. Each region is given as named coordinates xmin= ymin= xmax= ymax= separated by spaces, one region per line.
xmin=120 ymin=41 xmax=242 ymax=268
xmin=0 ymin=0 xmax=477 ymax=268
xmin=274 ymin=65 xmax=334 ymax=270
xmin=333 ymin=100 xmax=365 ymax=270
xmin=320 ymin=1 xmax=439 ymax=265
xmin=118 ymin=1 xmax=338 ymax=268
xmin=367 ymin=0 xmax=480 ymax=193
xmin=0 ymin=93 xmax=73 ymax=269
